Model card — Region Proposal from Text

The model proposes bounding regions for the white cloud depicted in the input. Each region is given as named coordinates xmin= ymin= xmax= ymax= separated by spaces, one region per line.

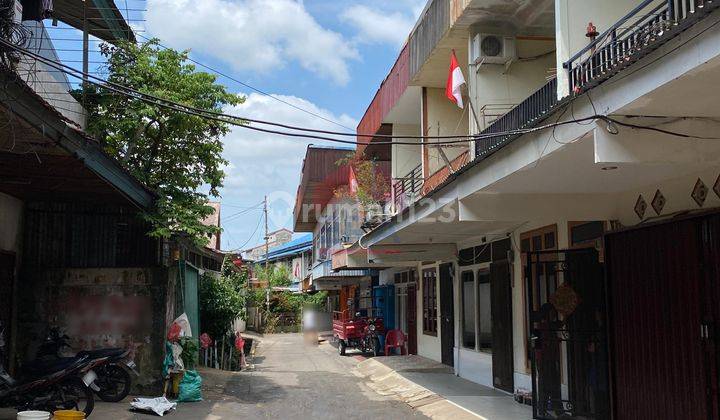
xmin=146 ymin=0 xmax=359 ymax=85
xmin=340 ymin=5 xmax=415 ymax=47
xmin=216 ymin=93 xmax=356 ymax=249
xmin=339 ymin=1 xmax=427 ymax=47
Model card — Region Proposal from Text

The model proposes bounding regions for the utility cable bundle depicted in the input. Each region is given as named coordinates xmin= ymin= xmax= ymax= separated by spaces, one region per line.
xmin=0 ymin=35 xmax=718 ymax=146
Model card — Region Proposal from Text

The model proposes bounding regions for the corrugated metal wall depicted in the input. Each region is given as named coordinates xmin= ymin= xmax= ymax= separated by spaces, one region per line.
xmin=23 ymin=201 xmax=158 ymax=268
xmin=606 ymin=214 xmax=719 ymax=420
xmin=409 ymin=0 xmax=449 ymax=79
xmin=356 ymin=44 xmax=410 ymax=152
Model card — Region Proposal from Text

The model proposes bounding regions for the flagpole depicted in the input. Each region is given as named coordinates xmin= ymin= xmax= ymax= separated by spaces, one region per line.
xmin=448 ymin=50 xmax=483 ymax=138
xmin=465 ymin=91 xmax=483 ymax=134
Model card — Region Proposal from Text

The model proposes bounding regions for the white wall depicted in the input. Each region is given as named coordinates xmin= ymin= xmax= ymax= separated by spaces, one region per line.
xmin=392 ymin=124 xmax=422 ymax=180
xmin=0 ymin=192 xmax=23 ymax=253
xmin=614 ymin=167 xmax=720 ymax=226
xmin=469 ymin=38 xmax=556 ymax=130
xmin=555 ymin=0 xmax=641 ymax=96
xmin=424 ymin=88 xmax=470 ymax=176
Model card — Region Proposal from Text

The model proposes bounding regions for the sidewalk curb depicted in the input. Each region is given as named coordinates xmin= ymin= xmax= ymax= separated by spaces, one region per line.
xmin=352 ymin=358 xmax=483 ymax=420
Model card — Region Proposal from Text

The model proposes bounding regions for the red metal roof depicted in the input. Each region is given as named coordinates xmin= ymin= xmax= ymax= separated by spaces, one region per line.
xmin=356 ymin=43 xmax=410 ymax=154
xmin=293 ymin=146 xmax=354 ymax=232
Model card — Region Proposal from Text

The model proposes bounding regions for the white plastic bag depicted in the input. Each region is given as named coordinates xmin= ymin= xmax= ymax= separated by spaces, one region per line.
xmin=172 ymin=313 xmax=193 ymax=338
xmin=130 ymin=397 xmax=177 ymax=416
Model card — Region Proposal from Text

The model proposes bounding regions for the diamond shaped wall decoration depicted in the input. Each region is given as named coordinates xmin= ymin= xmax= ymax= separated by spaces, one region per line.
xmin=634 ymin=195 xmax=647 ymax=220
xmin=651 ymin=189 xmax=665 ymax=215
xmin=692 ymin=178 xmax=708 ymax=207
xmin=714 ymin=174 xmax=720 ymax=200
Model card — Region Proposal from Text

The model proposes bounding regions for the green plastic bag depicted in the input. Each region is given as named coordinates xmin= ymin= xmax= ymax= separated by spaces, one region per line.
xmin=162 ymin=341 xmax=174 ymax=378
xmin=177 ymin=370 xmax=203 ymax=402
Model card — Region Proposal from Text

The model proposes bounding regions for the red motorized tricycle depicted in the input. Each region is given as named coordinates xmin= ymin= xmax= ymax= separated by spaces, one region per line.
xmin=332 ymin=309 xmax=384 ymax=356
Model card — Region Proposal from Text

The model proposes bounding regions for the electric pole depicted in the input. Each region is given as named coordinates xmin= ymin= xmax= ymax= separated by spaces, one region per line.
xmin=264 ymin=195 xmax=270 ymax=311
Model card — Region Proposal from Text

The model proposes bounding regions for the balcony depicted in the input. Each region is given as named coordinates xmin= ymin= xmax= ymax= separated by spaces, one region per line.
xmin=392 ymin=163 xmax=423 ymax=212
xmin=565 ymin=0 xmax=720 ymax=94
xmin=474 ymin=78 xmax=559 ymax=160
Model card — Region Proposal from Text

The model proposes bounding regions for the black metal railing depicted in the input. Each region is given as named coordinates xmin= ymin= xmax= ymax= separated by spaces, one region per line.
xmin=392 ymin=163 xmax=423 ymax=211
xmin=475 ymin=78 xmax=559 ymax=159
xmin=565 ymin=0 xmax=719 ymax=94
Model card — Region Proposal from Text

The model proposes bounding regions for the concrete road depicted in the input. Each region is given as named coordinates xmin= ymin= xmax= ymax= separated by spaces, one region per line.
xmin=1 ymin=334 xmax=426 ymax=419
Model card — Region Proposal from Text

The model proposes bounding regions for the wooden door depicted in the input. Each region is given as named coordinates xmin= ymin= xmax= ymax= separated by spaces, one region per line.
xmin=490 ymin=260 xmax=514 ymax=393
xmin=407 ymin=284 xmax=418 ymax=355
xmin=439 ymin=263 xmax=455 ymax=367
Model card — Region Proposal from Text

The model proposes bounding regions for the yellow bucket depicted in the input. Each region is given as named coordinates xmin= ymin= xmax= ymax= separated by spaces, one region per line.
xmin=52 ymin=410 xmax=85 ymax=420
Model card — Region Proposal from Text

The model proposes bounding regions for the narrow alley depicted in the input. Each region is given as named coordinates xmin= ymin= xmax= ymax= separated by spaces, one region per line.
xmin=0 ymin=334 xmax=428 ymax=419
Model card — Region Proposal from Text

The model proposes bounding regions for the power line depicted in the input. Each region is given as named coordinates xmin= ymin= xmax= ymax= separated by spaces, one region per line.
xmin=223 ymin=213 xmax=264 ymax=252
xmin=5 ymin=40 xmax=562 ymax=144
xmin=222 ymin=203 xmax=264 ymax=223
xmin=223 ymin=202 xmax=265 ymax=209
xmin=135 ymin=33 xmax=356 ymax=132
xmin=5 ymin=38 xmax=719 ymax=146
xmin=0 ymin=40 xmax=480 ymax=143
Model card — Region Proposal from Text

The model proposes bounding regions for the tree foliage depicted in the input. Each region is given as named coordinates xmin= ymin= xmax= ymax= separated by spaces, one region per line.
xmin=248 ymin=263 xmax=327 ymax=316
xmin=198 ymin=257 xmax=247 ymax=339
xmin=247 ymin=264 xmax=292 ymax=308
xmin=79 ymin=39 xmax=243 ymax=246
xmin=334 ymin=151 xmax=390 ymax=208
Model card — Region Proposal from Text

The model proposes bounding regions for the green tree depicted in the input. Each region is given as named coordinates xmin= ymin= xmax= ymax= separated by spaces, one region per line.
xmin=198 ymin=257 xmax=247 ymax=339
xmin=254 ymin=264 xmax=293 ymax=288
xmin=79 ymin=39 xmax=243 ymax=246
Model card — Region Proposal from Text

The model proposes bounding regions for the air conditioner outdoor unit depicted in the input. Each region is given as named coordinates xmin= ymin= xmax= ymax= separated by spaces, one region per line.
xmin=471 ymin=34 xmax=516 ymax=65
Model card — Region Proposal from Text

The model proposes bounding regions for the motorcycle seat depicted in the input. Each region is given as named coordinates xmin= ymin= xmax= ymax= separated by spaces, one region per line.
xmin=20 ymin=356 xmax=82 ymax=378
xmin=77 ymin=348 xmax=126 ymax=359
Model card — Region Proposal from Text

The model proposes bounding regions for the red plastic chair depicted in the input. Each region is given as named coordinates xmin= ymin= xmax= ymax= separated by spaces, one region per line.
xmin=384 ymin=329 xmax=407 ymax=356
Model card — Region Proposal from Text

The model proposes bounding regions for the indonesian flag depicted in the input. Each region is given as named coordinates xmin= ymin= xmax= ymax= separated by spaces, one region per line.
xmin=445 ymin=50 xmax=466 ymax=108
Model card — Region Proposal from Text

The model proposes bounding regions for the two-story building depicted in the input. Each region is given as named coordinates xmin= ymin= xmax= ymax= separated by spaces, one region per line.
xmin=293 ymin=145 xmax=389 ymax=315
xmin=337 ymin=1 xmax=720 ymax=419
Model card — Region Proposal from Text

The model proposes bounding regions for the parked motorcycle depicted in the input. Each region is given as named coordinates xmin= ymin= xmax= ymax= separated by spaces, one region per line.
xmin=34 ymin=328 xmax=138 ymax=402
xmin=0 ymin=323 xmax=95 ymax=415
xmin=360 ymin=317 xmax=382 ymax=357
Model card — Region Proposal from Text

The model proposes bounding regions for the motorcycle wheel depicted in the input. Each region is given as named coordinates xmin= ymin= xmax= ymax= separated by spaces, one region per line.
xmin=46 ymin=377 xmax=94 ymax=416
xmin=372 ymin=338 xmax=380 ymax=357
xmin=95 ymin=364 xmax=131 ymax=402
xmin=338 ymin=340 xmax=346 ymax=356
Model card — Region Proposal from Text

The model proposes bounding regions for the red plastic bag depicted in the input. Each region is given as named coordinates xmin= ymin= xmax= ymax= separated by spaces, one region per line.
xmin=200 ymin=333 xmax=212 ymax=349
xmin=167 ymin=322 xmax=181 ymax=342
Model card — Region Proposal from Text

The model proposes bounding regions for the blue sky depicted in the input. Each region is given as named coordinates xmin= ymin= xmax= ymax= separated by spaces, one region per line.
xmin=46 ymin=0 xmax=425 ymax=251
xmin=138 ymin=0 xmax=425 ymax=251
